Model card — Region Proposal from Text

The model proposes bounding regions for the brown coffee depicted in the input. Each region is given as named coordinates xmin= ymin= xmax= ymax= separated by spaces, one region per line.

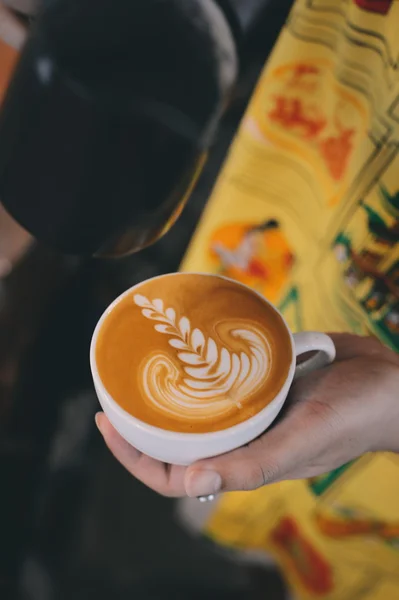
xmin=95 ymin=274 xmax=292 ymax=433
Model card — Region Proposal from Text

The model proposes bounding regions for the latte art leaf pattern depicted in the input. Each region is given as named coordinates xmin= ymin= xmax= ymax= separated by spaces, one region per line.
xmin=133 ymin=294 xmax=272 ymax=421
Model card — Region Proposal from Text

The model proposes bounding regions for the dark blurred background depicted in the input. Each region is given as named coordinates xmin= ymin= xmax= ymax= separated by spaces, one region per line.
xmin=0 ymin=2 xmax=293 ymax=598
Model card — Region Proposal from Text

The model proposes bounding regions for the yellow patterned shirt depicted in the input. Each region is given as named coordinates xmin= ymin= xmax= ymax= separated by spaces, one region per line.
xmin=181 ymin=1 xmax=399 ymax=598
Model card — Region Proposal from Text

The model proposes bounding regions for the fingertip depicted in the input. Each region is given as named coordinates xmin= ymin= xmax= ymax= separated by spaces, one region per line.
xmin=185 ymin=468 xmax=222 ymax=498
xmin=95 ymin=412 xmax=115 ymax=439
xmin=95 ymin=413 xmax=143 ymax=466
xmin=95 ymin=411 xmax=106 ymax=435
xmin=95 ymin=413 xmax=120 ymax=446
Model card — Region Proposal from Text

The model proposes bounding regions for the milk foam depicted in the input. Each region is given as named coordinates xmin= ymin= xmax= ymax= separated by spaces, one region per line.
xmin=134 ymin=294 xmax=272 ymax=421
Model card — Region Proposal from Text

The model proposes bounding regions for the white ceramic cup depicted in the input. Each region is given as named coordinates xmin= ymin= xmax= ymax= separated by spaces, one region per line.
xmin=90 ymin=274 xmax=336 ymax=466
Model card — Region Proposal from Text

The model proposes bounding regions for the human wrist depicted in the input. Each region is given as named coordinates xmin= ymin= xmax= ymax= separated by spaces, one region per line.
xmin=374 ymin=361 xmax=399 ymax=454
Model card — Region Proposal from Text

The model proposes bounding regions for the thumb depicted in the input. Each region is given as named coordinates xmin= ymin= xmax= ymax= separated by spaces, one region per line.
xmin=184 ymin=407 xmax=314 ymax=497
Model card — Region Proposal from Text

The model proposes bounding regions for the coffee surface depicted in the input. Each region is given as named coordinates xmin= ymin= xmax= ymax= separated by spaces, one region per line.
xmin=96 ymin=274 xmax=292 ymax=433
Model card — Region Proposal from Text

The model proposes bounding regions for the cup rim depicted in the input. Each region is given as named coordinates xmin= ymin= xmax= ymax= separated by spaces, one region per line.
xmin=90 ymin=272 xmax=296 ymax=442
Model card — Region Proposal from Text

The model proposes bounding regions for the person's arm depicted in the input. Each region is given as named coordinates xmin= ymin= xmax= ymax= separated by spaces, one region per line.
xmin=96 ymin=334 xmax=399 ymax=498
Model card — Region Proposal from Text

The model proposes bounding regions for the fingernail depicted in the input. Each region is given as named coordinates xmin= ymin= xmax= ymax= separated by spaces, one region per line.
xmin=95 ymin=412 xmax=104 ymax=435
xmin=186 ymin=470 xmax=222 ymax=498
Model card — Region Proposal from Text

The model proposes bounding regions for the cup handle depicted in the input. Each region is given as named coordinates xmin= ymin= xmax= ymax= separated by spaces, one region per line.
xmin=293 ymin=332 xmax=336 ymax=380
